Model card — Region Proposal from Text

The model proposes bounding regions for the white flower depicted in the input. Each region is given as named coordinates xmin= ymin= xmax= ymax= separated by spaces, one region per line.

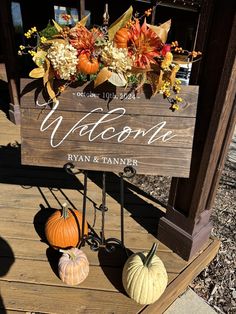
xmin=47 ymin=42 xmax=78 ymax=80
xmin=101 ymin=43 xmax=133 ymax=73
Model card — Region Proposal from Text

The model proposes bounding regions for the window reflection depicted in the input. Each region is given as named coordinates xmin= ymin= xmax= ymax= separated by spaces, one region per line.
xmin=54 ymin=6 xmax=79 ymax=25
xmin=11 ymin=2 xmax=23 ymax=34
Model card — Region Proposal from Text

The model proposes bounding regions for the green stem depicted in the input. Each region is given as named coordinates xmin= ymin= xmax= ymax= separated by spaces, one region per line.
xmin=61 ymin=203 xmax=69 ymax=219
xmin=144 ymin=243 xmax=158 ymax=267
xmin=59 ymin=249 xmax=76 ymax=260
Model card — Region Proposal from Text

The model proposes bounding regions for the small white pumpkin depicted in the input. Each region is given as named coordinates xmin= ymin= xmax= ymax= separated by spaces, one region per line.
xmin=122 ymin=243 xmax=168 ymax=305
xmin=58 ymin=247 xmax=89 ymax=285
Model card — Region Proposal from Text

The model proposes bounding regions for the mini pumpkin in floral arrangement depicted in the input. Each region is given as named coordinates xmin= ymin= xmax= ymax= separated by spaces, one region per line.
xmin=18 ymin=6 xmax=201 ymax=110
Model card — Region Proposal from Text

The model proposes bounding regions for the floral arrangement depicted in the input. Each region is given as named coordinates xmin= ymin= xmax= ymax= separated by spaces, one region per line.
xmin=18 ymin=6 xmax=201 ymax=110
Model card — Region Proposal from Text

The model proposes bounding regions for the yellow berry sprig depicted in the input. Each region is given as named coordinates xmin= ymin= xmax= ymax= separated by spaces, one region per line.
xmin=18 ymin=26 xmax=48 ymax=56
xmin=24 ymin=26 xmax=37 ymax=39
xmin=144 ymin=8 xmax=152 ymax=17
xmin=171 ymin=40 xmax=202 ymax=59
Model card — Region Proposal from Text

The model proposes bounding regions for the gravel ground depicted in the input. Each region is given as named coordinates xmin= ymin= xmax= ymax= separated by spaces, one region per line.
xmin=129 ymin=136 xmax=236 ymax=314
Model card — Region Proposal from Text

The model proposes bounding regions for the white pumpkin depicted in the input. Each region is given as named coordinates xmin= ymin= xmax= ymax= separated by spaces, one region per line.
xmin=122 ymin=243 xmax=168 ymax=305
xmin=58 ymin=247 xmax=89 ymax=285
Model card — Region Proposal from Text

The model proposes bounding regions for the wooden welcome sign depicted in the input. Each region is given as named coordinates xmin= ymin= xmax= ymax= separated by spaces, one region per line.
xmin=20 ymin=79 xmax=198 ymax=177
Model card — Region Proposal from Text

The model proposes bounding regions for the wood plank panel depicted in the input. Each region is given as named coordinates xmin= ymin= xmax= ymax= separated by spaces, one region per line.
xmin=21 ymin=138 xmax=192 ymax=177
xmin=20 ymin=79 xmax=198 ymax=117
xmin=20 ymin=80 xmax=198 ymax=177
xmin=21 ymin=108 xmax=195 ymax=148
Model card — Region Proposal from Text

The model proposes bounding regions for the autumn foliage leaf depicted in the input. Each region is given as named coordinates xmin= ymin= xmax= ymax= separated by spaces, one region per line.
xmin=29 ymin=67 xmax=45 ymax=79
xmin=79 ymin=14 xmax=90 ymax=27
xmin=46 ymin=79 xmax=56 ymax=101
xmin=108 ymin=6 xmax=133 ymax=41
xmin=147 ymin=20 xmax=171 ymax=43
xmin=169 ymin=64 xmax=180 ymax=86
xmin=52 ymin=19 xmax=63 ymax=33
xmin=43 ymin=58 xmax=54 ymax=86
xmin=94 ymin=67 xmax=112 ymax=88
xmin=108 ymin=72 xmax=127 ymax=87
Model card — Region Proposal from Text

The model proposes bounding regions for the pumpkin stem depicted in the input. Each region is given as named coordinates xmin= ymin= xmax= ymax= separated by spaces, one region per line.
xmin=144 ymin=243 xmax=158 ymax=267
xmin=59 ymin=249 xmax=77 ymax=260
xmin=61 ymin=203 xmax=69 ymax=219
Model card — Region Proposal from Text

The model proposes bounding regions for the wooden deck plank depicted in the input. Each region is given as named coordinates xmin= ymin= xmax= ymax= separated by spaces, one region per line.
xmin=0 ymin=181 xmax=165 ymax=209
xmin=0 ymin=203 xmax=160 ymax=223
xmin=0 ymin=219 xmax=170 ymax=252
xmin=0 ymin=184 xmax=162 ymax=217
xmin=0 ymin=281 xmax=141 ymax=314
xmin=0 ymin=209 xmax=159 ymax=236
xmin=0 ymin=174 xmax=165 ymax=211
xmin=0 ymin=257 xmax=124 ymax=292
xmin=0 ymin=257 xmax=177 ymax=292
xmin=1 ymin=226 xmax=209 ymax=264
xmin=0 ymin=236 xmax=187 ymax=273
xmin=0 ymin=212 xmax=157 ymax=235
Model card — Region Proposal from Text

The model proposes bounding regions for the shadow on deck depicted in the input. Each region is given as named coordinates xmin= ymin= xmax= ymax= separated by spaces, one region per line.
xmin=0 ymin=142 xmax=165 ymax=238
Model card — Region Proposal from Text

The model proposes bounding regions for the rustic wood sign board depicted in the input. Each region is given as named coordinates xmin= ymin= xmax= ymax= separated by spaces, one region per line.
xmin=20 ymin=79 xmax=198 ymax=177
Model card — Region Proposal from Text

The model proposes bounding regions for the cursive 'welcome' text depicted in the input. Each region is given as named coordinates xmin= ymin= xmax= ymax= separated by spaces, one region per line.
xmin=39 ymin=100 xmax=177 ymax=148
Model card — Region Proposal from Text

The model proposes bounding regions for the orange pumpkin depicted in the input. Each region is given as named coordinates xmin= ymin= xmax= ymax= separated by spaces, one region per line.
xmin=114 ymin=28 xmax=130 ymax=48
xmin=45 ymin=203 xmax=88 ymax=249
xmin=77 ymin=53 xmax=99 ymax=74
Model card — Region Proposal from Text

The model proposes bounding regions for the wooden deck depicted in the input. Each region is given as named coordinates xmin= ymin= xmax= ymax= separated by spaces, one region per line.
xmin=0 ymin=109 xmax=220 ymax=314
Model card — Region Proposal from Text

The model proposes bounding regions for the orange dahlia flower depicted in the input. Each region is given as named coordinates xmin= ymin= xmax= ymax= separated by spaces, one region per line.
xmin=128 ymin=19 xmax=164 ymax=69
xmin=69 ymin=24 xmax=95 ymax=55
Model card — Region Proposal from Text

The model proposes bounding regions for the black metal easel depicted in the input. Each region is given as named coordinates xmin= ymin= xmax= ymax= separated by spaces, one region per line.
xmin=64 ymin=163 xmax=136 ymax=253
